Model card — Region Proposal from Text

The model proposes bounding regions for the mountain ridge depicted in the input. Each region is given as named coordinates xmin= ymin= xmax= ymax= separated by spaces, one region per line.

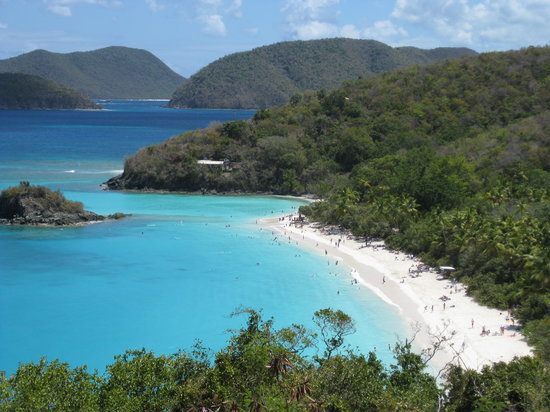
xmin=0 ymin=46 xmax=185 ymax=99
xmin=168 ymin=38 xmax=477 ymax=109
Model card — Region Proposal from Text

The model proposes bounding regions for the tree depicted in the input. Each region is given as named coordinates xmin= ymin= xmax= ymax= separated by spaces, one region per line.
xmin=0 ymin=358 xmax=100 ymax=411
xmin=444 ymin=356 xmax=550 ymax=412
xmin=312 ymin=308 xmax=356 ymax=361
xmin=99 ymin=349 xmax=181 ymax=411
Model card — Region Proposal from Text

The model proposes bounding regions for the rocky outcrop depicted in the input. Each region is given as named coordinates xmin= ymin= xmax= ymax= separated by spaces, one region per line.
xmin=0 ymin=183 xmax=129 ymax=226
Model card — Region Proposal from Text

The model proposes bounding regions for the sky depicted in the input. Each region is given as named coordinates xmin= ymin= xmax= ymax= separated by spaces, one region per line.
xmin=1 ymin=0 xmax=550 ymax=77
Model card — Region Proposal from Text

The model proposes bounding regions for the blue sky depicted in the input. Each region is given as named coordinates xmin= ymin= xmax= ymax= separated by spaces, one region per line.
xmin=1 ymin=0 xmax=550 ymax=77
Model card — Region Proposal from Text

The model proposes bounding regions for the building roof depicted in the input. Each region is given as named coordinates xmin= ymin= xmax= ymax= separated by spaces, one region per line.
xmin=197 ymin=160 xmax=225 ymax=165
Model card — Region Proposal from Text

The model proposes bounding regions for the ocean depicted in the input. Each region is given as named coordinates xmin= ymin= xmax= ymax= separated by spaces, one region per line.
xmin=0 ymin=101 xmax=405 ymax=375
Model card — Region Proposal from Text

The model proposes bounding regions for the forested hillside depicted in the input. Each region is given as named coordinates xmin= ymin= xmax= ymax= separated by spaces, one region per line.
xmin=0 ymin=46 xmax=185 ymax=99
xmin=108 ymin=46 xmax=550 ymax=360
xmin=168 ymin=38 xmax=476 ymax=109
xmin=0 ymin=73 xmax=100 ymax=110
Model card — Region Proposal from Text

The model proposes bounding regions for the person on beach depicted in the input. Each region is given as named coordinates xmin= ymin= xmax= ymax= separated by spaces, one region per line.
xmin=471 ymin=319 xmax=474 ymax=328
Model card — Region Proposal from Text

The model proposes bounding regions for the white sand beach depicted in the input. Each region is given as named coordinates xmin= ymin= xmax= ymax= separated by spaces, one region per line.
xmin=261 ymin=213 xmax=532 ymax=374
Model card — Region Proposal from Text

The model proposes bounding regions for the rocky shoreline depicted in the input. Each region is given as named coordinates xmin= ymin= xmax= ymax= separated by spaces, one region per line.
xmin=0 ymin=183 xmax=129 ymax=226
xmin=0 ymin=211 xmax=129 ymax=226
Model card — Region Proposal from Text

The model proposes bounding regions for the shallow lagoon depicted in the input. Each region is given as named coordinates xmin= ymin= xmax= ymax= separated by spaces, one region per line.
xmin=0 ymin=102 xmax=405 ymax=374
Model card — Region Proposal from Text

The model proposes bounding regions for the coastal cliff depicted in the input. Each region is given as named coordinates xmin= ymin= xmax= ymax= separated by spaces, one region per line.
xmin=0 ymin=183 xmax=127 ymax=225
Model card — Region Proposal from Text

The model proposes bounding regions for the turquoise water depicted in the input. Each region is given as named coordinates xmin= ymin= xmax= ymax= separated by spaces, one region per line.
xmin=0 ymin=102 xmax=405 ymax=375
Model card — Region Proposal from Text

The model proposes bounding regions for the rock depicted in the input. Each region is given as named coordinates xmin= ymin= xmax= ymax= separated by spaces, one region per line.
xmin=0 ymin=183 xmax=130 ymax=226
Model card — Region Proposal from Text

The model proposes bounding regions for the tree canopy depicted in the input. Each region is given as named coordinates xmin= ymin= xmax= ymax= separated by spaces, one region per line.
xmin=3 ymin=309 xmax=547 ymax=411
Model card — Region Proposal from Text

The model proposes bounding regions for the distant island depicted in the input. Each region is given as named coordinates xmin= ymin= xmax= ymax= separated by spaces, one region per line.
xmin=0 ymin=182 xmax=128 ymax=225
xmin=0 ymin=46 xmax=185 ymax=99
xmin=168 ymin=38 xmax=477 ymax=109
xmin=0 ymin=73 xmax=100 ymax=110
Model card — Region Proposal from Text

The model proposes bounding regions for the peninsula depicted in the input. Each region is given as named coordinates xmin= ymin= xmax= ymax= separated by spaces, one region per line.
xmin=0 ymin=73 xmax=100 ymax=110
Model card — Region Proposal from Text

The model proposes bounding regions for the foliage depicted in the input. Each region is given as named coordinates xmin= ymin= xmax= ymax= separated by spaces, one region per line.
xmin=312 ymin=308 xmax=356 ymax=360
xmin=0 ymin=359 xmax=101 ymax=411
xmin=0 ymin=46 xmax=185 ymax=99
xmin=0 ymin=73 xmax=99 ymax=110
xmin=0 ymin=182 xmax=84 ymax=218
xmin=2 ymin=310 xmax=547 ymax=410
xmin=111 ymin=46 xmax=550 ymax=359
xmin=444 ymin=357 xmax=550 ymax=411
xmin=169 ymin=38 xmax=475 ymax=109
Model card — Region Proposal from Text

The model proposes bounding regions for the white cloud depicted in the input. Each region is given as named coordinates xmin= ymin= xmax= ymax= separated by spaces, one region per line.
xmin=43 ymin=0 xmax=121 ymax=17
xmin=49 ymin=4 xmax=72 ymax=16
xmin=145 ymin=0 xmax=164 ymax=12
xmin=390 ymin=0 xmax=550 ymax=50
xmin=282 ymin=0 xmax=340 ymax=20
xmin=199 ymin=14 xmax=227 ymax=36
xmin=280 ymin=0 xmax=408 ymax=43
xmin=200 ymin=0 xmax=223 ymax=6
xmin=362 ymin=20 xmax=408 ymax=43
xmin=228 ymin=0 xmax=242 ymax=18
xmin=281 ymin=0 xmax=342 ymax=39
xmin=0 ymin=23 xmax=8 ymax=29
xmin=340 ymin=24 xmax=360 ymax=39
xmin=191 ymin=0 xmax=243 ymax=37
xmin=295 ymin=20 xmax=338 ymax=39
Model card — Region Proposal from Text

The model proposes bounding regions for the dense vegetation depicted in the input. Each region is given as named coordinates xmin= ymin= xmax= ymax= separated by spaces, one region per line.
xmin=0 ymin=182 xmax=128 ymax=225
xmin=0 ymin=73 xmax=99 ymax=110
xmin=0 ymin=46 xmax=185 ymax=99
xmin=2 ymin=309 xmax=548 ymax=411
xmin=109 ymin=46 xmax=550 ymax=362
xmin=0 ymin=181 xmax=84 ymax=217
xmin=168 ymin=38 xmax=476 ymax=109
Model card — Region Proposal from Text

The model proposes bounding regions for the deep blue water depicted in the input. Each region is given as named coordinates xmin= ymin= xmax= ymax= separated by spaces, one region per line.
xmin=0 ymin=101 xmax=405 ymax=375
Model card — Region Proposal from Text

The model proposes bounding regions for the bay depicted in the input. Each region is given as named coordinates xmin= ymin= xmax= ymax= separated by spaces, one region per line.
xmin=0 ymin=101 xmax=405 ymax=375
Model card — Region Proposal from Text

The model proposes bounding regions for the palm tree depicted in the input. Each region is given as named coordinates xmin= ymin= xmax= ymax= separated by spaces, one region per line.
xmin=332 ymin=187 xmax=359 ymax=221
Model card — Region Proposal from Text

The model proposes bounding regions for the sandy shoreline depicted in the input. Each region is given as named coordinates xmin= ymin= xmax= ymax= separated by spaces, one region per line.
xmin=261 ymin=214 xmax=532 ymax=374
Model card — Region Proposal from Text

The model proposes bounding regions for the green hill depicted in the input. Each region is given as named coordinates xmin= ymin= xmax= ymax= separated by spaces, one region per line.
xmin=0 ymin=73 xmax=100 ymax=110
xmin=168 ymin=38 xmax=476 ymax=109
xmin=108 ymin=46 xmax=550 ymax=360
xmin=111 ymin=46 xmax=548 ymax=195
xmin=0 ymin=46 xmax=185 ymax=99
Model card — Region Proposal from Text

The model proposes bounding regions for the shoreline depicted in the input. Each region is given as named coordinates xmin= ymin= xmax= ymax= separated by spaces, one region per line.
xmin=261 ymin=213 xmax=532 ymax=373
